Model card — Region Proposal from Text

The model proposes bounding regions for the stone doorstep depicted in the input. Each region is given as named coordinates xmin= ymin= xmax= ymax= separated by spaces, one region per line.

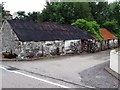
xmin=105 ymin=67 xmax=120 ymax=81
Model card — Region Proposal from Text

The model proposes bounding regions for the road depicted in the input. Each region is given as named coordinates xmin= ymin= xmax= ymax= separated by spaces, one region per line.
xmin=1 ymin=50 xmax=118 ymax=88
xmin=0 ymin=67 xmax=73 ymax=88
xmin=79 ymin=61 xmax=119 ymax=88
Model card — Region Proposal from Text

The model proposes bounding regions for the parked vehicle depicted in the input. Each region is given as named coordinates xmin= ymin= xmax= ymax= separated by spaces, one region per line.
xmin=2 ymin=52 xmax=17 ymax=59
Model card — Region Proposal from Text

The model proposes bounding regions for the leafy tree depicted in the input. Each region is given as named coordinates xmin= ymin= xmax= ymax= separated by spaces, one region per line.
xmin=72 ymin=19 xmax=102 ymax=42
xmin=17 ymin=11 xmax=26 ymax=19
xmin=102 ymin=20 xmax=118 ymax=32
xmin=102 ymin=20 xmax=120 ymax=39
xmin=25 ymin=12 xmax=38 ymax=22
xmin=89 ymin=2 xmax=109 ymax=25
xmin=73 ymin=2 xmax=93 ymax=21
xmin=16 ymin=11 xmax=39 ymax=22
xmin=38 ymin=2 xmax=93 ymax=24
xmin=0 ymin=4 xmax=2 ymax=19
xmin=0 ymin=3 xmax=5 ymax=19
xmin=109 ymin=1 xmax=120 ymax=25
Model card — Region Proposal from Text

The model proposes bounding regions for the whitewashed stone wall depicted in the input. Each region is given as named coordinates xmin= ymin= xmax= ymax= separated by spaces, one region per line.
xmin=1 ymin=20 xmax=20 ymax=53
xmin=64 ymin=40 xmax=81 ymax=53
xmin=110 ymin=50 xmax=120 ymax=74
xmin=1 ymin=21 xmax=43 ymax=55
xmin=1 ymin=21 xmax=65 ymax=57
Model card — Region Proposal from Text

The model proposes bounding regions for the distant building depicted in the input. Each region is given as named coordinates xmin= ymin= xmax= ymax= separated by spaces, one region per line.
xmin=94 ymin=28 xmax=118 ymax=51
xmin=100 ymin=28 xmax=118 ymax=50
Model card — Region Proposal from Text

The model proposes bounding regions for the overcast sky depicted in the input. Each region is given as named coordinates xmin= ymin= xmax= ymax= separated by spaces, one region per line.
xmin=1 ymin=0 xmax=115 ymax=15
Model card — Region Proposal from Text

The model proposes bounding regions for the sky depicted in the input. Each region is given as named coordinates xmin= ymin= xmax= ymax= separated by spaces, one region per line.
xmin=0 ymin=0 xmax=115 ymax=15
xmin=0 ymin=0 xmax=47 ymax=14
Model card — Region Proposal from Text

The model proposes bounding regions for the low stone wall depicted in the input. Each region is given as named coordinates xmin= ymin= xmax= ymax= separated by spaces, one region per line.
xmin=110 ymin=49 xmax=120 ymax=74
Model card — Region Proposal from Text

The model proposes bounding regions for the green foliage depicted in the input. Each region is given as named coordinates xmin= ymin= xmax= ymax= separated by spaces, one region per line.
xmin=16 ymin=11 xmax=39 ymax=22
xmin=17 ymin=11 xmax=26 ymax=19
xmin=72 ymin=19 xmax=102 ymax=42
xmin=25 ymin=12 xmax=38 ymax=22
xmin=109 ymin=1 xmax=120 ymax=25
xmin=102 ymin=20 xmax=120 ymax=39
xmin=89 ymin=2 xmax=110 ymax=25
xmin=0 ymin=4 xmax=2 ymax=19
xmin=0 ymin=4 xmax=5 ymax=18
xmin=38 ymin=2 xmax=93 ymax=24
xmin=102 ymin=20 xmax=118 ymax=32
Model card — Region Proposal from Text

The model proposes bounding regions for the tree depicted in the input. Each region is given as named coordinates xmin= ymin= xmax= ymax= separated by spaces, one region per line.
xmin=109 ymin=1 xmax=120 ymax=25
xmin=0 ymin=3 xmax=5 ymax=19
xmin=73 ymin=2 xmax=93 ymax=21
xmin=38 ymin=2 xmax=94 ymax=24
xmin=102 ymin=20 xmax=120 ymax=39
xmin=72 ymin=19 xmax=102 ymax=42
xmin=25 ymin=12 xmax=38 ymax=22
xmin=0 ymin=4 xmax=2 ymax=19
xmin=17 ymin=11 xmax=26 ymax=19
xmin=89 ymin=2 xmax=109 ymax=25
xmin=102 ymin=20 xmax=118 ymax=32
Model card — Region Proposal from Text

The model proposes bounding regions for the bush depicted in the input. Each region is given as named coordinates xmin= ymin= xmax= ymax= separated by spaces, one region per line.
xmin=72 ymin=19 xmax=102 ymax=42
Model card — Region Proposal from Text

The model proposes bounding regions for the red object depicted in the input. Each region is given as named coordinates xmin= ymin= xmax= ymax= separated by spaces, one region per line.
xmin=100 ymin=28 xmax=116 ymax=40
xmin=0 ymin=54 xmax=4 ymax=59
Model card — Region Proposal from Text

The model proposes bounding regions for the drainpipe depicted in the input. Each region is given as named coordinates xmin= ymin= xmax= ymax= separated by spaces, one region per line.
xmin=63 ymin=40 xmax=65 ymax=54
xmin=41 ymin=44 xmax=43 ymax=57
xmin=41 ymin=41 xmax=44 ymax=57
xmin=118 ymin=39 xmax=120 ymax=47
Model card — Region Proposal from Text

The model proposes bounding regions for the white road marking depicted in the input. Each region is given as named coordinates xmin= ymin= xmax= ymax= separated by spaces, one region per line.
xmin=0 ymin=66 xmax=70 ymax=88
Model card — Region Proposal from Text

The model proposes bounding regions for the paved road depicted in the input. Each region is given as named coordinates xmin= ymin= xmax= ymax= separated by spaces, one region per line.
xmin=79 ymin=61 xmax=119 ymax=88
xmin=0 ymin=67 xmax=73 ymax=88
xmin=1 ymin=50 xmax=113 ymax=88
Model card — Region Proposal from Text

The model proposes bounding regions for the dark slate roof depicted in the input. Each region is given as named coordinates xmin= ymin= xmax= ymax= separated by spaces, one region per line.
xmin=7 ymin=19 xmax=93 ymax=41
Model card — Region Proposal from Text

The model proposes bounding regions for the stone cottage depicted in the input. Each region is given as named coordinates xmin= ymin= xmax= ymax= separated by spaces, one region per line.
xmin=94 ymin=28 xmax=118 ymax=51
xmin=99 ymin=28 xmax=118 ymax=50
xmin=1 ymin=19 xmax=93 ymax=58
